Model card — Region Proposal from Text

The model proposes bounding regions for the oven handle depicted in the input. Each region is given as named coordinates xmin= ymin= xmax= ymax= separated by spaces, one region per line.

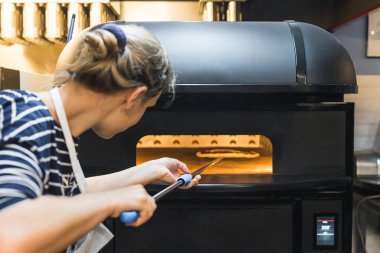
xmin=193 ymin=176 xmax=352 ymax=192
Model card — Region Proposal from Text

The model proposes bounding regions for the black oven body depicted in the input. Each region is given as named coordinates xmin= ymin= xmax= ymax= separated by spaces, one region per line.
xmin=80 ymin=103 xmax=354 ymax=253
xmin=78 ymin=21 xmax=357 ymax=253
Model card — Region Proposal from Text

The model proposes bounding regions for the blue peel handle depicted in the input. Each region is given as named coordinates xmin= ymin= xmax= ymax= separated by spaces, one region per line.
xmin=177 ymin=174 xmax=193 ymax=186
xmin=120 ymin=210 xmax=140 ymax=223
xmin=119 ymin=174 xmax=192 ymax=223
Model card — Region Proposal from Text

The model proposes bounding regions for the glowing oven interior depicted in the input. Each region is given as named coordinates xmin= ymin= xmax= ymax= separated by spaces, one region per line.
xmin=136 ymin=135 xmax=273 ymax=175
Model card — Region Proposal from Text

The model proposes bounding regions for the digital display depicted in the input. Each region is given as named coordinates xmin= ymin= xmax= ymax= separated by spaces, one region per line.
xmin=315 ymin=215 xmax=336 ymax=248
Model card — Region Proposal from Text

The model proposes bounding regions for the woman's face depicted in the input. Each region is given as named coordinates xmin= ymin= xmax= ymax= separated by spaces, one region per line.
xmin=92 ymin=92 xmax=160 ymax=139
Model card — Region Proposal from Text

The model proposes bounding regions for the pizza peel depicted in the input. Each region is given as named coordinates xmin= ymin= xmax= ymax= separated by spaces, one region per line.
xmin=119 ymin=157 xmax=223 ymax=224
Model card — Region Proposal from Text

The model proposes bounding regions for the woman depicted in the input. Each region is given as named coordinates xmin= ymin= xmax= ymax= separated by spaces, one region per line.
xmin=0 ymin=23 xmax=200 ymax=253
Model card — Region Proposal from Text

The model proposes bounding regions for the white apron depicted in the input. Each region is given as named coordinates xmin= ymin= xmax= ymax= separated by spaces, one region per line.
xmin=50 ymin=87 xmax=114 ymax=253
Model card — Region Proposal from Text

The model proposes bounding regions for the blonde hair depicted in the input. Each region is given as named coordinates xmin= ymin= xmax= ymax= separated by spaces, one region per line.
xmin=58 ymin=24 xmax=175 ymax=100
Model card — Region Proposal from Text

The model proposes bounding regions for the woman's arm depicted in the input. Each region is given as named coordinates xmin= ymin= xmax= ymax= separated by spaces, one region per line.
xmin=86 ymin=158 xmax=201 ymax=193
xmin=0 ymin=185 xmax=155 ymax=253
xmin=87 ymin=164 xmax=163 ymax=192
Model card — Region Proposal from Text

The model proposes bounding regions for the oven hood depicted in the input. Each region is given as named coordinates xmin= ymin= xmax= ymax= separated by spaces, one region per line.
xmin=113 ymin=21 xmax=357 ymax=95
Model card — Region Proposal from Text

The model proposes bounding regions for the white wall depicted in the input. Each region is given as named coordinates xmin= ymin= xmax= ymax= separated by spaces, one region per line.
xmin=333 ymin=15 xmax=380 ymax=151
xmin=0 ymin=42 xmax=63 ymax=75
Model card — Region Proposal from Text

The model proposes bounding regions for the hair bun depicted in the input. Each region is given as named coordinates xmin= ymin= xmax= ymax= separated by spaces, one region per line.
xmin=101 ymin=24 xmax=127 ymax=54
xmin=62 ymin=24 xmax=175 ymax=97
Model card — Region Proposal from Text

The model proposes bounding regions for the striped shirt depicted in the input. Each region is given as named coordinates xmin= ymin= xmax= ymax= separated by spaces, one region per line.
xmin=0 ymin=89 xmax=80 ymax=210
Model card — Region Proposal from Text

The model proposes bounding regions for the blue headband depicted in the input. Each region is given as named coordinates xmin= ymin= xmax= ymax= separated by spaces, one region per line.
xmin=101 ymin=24 xmax=127 ymax=55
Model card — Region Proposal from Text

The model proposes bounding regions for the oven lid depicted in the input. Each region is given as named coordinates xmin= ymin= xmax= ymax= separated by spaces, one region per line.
xmin=113 ymin=21 xmax=357 ymax=94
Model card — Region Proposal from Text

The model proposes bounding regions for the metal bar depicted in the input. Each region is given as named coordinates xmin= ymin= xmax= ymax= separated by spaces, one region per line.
xmin=152 ymin=158 xmax=223 ymax=201
xmin=191 ymin=157 xmax=223 ymax=177
xmin=67 ymin=13 xmax=76 ymax=43
xmin=153 ymin=181 xmax=182 ymax=201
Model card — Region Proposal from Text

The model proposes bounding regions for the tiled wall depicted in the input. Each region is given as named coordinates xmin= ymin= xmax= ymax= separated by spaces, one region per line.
xmin=333 ymin=15 xmax=380 ymax=253
xmin=346 ymin=75 xmax=380 ymax=151
xmin=347 ymin=76 xmax=380 ymax=253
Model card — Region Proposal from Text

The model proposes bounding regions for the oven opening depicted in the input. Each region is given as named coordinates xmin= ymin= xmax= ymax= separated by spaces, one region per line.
xmin=136 ymin=135 xmax=272 ymax=175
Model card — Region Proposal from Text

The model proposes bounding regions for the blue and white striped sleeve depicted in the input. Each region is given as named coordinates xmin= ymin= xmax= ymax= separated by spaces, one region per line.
xmin=0 ymin=92 xmax=48 ymax=211
xmin=0 ymin=142 xmax=44 ymax=210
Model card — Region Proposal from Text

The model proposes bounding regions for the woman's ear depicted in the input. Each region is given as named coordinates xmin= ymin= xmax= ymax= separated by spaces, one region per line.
xmin=125 ymin=86 xmax=148 ymax=110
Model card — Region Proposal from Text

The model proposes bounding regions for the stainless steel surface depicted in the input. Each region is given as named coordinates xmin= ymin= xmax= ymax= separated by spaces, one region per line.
xmin=356 ymin=123 xmax=380 ymax=176
xmin=152 ymin=158 xmax=223 ymax=201
xmin=356 ymin=151 xmax=380 ymax=176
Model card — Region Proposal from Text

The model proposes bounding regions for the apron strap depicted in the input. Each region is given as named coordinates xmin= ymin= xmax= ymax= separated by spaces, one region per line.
xmin=49 ymin=87 xmax=113 ymax=253
xmin=50 ymin=87 xmax=87 ymax=193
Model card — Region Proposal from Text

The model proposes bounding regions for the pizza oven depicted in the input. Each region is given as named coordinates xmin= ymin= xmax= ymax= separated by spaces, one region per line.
xmin=79 ymin=21 xmax=356 ymax=253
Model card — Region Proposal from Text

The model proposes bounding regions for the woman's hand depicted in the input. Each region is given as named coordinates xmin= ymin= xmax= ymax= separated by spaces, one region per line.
xmin=141 ymin=157 xmax=201 ymax=189
xmin=106 ymin=184 xmax=156 ymax=227
xmin=87 ymin=158 xmax=201 ymax=193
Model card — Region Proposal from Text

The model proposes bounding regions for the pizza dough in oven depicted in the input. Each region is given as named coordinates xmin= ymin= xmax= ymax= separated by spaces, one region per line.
xmin=195 ymin=149 xmax=260 ymax=159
